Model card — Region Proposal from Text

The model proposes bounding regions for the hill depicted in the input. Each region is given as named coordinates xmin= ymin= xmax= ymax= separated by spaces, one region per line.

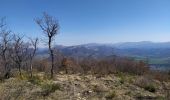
xmin=0 ymin=73 xmax=169 ymax=100
xmin=50 ymin=42 xmax=170 ymax=59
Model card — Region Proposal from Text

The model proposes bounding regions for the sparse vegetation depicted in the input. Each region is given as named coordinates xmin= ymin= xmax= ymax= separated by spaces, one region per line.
xmin=105 ymin=90 xmax=116 ymax=99
xmin=28 ymin=75 xmax=43 ymax=85
xmin=144 ymin=84 xmax=156 ymax=93
xmin=0 ymin=13 xmax=169 ymax=100
xmin=40 ymin=82 xmax=60 ymax=96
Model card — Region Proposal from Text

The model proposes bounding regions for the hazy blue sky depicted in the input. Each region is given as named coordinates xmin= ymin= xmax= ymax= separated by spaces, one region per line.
xmin=0 ymin=0 xmax=170 ymax=46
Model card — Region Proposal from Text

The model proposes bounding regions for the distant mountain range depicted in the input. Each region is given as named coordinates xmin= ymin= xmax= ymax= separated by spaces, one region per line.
xmin=111 ymin=41 xmax=170 ymax=49
xmin=38 ymin=41 xmax=170 ymax=64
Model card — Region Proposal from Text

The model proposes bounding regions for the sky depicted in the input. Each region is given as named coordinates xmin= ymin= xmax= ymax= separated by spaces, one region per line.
xmin=0 ymin=0 xmax=170 ymax=46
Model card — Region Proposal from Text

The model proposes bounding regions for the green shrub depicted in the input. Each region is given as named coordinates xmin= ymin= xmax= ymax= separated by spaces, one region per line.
xmin=28 ymin=75 xmax=42 ymax=85
xmin=120 ymin=78 xmax=125 ymax=84
xmin=41 ymin=82 xmax=60 ymax=96
xmin=92 ymin=84 xmax=108 ymax=93
xmin=144 ymin=84 xmax=156 ymax=93
xmin=135 ymin=76 xmax=157 ymax=93
xmin=120 ymin=79 xmax=125 ymax=84
xmin=118 ymin=73 xmax=125 ymax=84
xmin=105 ymin=90 xmax=116 ymax=99
xmin=15 ymin=72 xmax=29 ymax=80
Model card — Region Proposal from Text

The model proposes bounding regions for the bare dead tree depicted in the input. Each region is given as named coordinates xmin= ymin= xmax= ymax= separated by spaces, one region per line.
xmin=28 ymin=37 xmax=38 ymax=78
xmin=35 ymin=13 xmax=59 ymax=78
xmin=0 ymin=18 xmax=12 ymax=78
xmin=11 ymin=34 xmax=29 ymax=76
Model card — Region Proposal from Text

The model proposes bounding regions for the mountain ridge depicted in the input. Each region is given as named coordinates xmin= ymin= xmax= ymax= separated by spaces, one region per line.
xmin=57 ymin=41 xmax=170 ymax=49
xmin=38 ymin=41 xmax=170 ymax=64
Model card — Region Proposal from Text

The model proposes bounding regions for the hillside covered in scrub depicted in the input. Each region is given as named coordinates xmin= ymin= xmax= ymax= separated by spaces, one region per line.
xmin=0 ymin=1 xmax=170 ymax=100
xmin=0 ymin=13 xmax=170 ymax=100
xmin=0 ymin=72 xmax=169 ymax=100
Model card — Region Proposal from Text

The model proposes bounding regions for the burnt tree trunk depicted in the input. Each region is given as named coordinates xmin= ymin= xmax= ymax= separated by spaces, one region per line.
xmin=49 ymin=37 xmax=54 ymax=78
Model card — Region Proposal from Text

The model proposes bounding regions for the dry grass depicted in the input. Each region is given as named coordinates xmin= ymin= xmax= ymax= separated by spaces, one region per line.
xmin=0 ymin=73 xmax=168 ymax=100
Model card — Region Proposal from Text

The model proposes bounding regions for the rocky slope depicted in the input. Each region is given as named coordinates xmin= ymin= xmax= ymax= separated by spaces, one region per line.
xmin=0 ymin=73 xmax=169 ymax=100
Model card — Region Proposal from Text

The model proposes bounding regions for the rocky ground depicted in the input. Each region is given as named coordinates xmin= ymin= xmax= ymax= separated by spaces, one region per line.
xmin=0 ymin=72 xmax=169 ymax=100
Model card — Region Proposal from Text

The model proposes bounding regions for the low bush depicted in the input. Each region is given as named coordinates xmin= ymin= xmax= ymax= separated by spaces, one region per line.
xmin=92 ymin=84 xmax=108 ymax=93
xmin=28 ymin=75 xmax=43 ymax=85
xmin=135 ymin=76 xmax=156 ymax=93
xmin=144 ymin=84 xmax=156 ymax=93
xmin=105 ymin=90 xmax=116 ymax=99
xmin=41 ymin=82 xmax=60 ymax=96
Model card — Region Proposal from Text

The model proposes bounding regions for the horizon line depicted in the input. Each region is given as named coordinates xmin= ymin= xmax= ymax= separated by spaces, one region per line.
xmin=40 ymin=41 xmax=170 ymax=47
